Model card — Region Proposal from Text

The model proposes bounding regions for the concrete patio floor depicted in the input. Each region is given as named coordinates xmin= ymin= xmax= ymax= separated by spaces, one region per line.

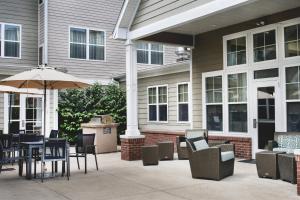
xmin=0 ymin=152 xmax=297 ymax=200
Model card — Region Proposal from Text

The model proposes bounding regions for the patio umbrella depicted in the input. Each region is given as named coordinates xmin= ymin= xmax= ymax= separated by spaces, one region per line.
xmin=0 ymin=86 xmax=43 ymax=133
xmin=0 ymin=66 xmax=90 ymax=135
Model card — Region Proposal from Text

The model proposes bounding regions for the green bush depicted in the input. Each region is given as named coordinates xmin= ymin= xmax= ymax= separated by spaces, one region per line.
xmin=58 ymin=83 xmax=126 ymax=143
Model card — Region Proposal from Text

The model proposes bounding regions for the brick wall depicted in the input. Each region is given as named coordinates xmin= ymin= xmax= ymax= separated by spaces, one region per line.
xmin=208 ymin=136 xmax=252 ymax=159
xmin=143 ymin=131 xmax=252 ymax=160
xmin=121 ymin=137 xmax=145 ymax=161
xmin=143 ymin=131 xmax=184 ymax=152
xmin=295 ymin=155 xmax=300 ymax=195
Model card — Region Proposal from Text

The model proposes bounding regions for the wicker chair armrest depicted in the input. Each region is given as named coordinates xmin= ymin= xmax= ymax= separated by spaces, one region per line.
xmin=216 ymin=144 xmax=235 ymax=152
xmin=268 ymin=140 xmax=278 ymax=151
xmin=191 ymin=147 xmax=220 ymax=161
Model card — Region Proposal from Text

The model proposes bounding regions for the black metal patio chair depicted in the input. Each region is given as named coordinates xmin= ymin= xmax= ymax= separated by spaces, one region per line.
xmin=0 ymin=134 xmax=17 ymax=172
xmin=40 ymin=138 xmax=70 ymax=182
xmin=69 ymin=133 xmax=98 ymax=174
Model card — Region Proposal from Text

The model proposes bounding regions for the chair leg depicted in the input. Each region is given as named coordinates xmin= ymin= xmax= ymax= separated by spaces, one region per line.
xmin=94 ymin=154 xmax=98 ymax=171
xmin=41 ymin=162 xmax=44 ymax=183
xmin=34 ymin=160 xmax=37 ymax=179
xmin=85 ymin=153 xmax=87 ymax=174
xmin=0 ymin=164 xmax=2 ymax=173
xmin=62 ymin=161 xmax=65 ymax=177
xmin=76 ymin=156 xmax=80 ymax=170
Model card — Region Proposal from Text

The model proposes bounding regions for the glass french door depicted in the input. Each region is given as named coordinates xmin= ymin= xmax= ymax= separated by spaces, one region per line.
xmin=8 ymin=94 xmax=43 ymax=134
xmin=251 ymin=80 xmax=279 ymax=154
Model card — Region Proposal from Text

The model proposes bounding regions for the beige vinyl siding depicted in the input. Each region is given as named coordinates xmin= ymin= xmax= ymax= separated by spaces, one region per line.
xmin=47 ymin=0 xmax=126 ymax=81
xmin=131 ymin=0 xmax=214 ymax=30
xmin=38 ymin=3 xmax=44 ymax=45
xmin=138 ymin=71 xmax=190 ymax=132
xmin=0 ymin=0 xmax=38 ymax=74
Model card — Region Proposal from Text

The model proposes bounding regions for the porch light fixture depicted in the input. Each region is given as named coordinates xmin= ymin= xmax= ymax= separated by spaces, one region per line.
xmin=256 ymin=21 xmax=265 ymax=26
xmin=175 ymin=47 xmax=191 ymax=62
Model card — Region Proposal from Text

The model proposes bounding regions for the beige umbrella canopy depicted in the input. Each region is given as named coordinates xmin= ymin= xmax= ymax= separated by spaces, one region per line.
xmin=0 ymin=67 xmax=89 ymax=89
xmin=0 ymin=85 xmax=43 ymax=94
xmin=0 ymin=66 xmax=91 ymax=135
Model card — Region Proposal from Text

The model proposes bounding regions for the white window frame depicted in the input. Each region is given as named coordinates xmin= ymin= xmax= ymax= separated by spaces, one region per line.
xmin=0 ymin=23 xmax=21 ymax=59
xmin=177 ymin=82 xmax=190 ymax=123
xmin=137 ymin=42 xmax=164 ymax=65
xmin=147 ymin=85 xmax=168 ymax=123
xmin=202 ymin=71 xmax=224 ymax=134
xmin=223 ymin=31 xmax=248 ymax=69
xmin=69 ymin=26 xmax=106 ymax=61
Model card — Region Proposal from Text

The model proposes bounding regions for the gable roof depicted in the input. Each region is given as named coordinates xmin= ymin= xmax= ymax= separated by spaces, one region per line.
xmin=113 ymin=0 xmax=141 ymax=40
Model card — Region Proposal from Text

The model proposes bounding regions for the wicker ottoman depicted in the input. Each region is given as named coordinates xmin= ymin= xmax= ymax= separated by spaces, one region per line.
xmin=158 ymin=141 xmax=174 ymax=160
xmin=278 ymin=153 xmax=296 ymax=184
xmin=256 ymin=151 xmax=285 ymax=179
xmin=141 ymin=145 xmax=159 ymax=166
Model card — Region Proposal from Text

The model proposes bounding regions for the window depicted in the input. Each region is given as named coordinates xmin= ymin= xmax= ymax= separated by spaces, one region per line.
xmin=70 ymin=27 xmax=105 ymax=60
xmin=89 ymin=30 xmax=105 ymax=60
xmin=227 ymin=37 xmax=246 ymax=66
xmin=137 ymin=42 xmax=163 ymax=65
xmin=284 ymin=24 xmax=300 ymax=57
xmin=0 ymin=24 xmax=21 ymax=58
xmin=178 ymin=83 xmax=189 ymax=122
xmin=205 ymin=76 xmax=223 ymax=131
xmin=9 ymin=93 xmax=20 ymax=134
xmin=148 ymin=86 xmax=168 ymax=122
xmin=286 ymin=66 xmax=300 ymax=131
xmin=254 ymin=68 xmax=278 ymax=79
xmin=253 ymin=30 xmax=276 ymax=62
xmin=228 ymin=73 xmax=247 ymax=132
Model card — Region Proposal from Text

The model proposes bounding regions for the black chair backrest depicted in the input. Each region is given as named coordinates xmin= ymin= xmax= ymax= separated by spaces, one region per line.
xmin=0 ymin=134 xmax=12 ymax=149
xmin=77 ymin=133 xmax=95 ymax=154
xmin=0 ymin=130 xmax=3 ymax=135
xmin=44 ymin=139 xmax=67 ymax=160
xmin=19 ymin=134 xmax=44 ymax=143
xmin=49 ymin=130 xmax=59 ymax=138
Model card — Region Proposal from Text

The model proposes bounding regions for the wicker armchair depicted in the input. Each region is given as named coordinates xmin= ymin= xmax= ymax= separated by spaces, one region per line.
xmin=176 ymin=129 xmax=208 ymax=160
xmin=186 ymin=138 xmax=235 ymax=180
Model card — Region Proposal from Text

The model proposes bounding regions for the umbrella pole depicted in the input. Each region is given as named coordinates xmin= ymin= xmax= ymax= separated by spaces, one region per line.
xmin=44 ymin=81 xmax=46 ymax=136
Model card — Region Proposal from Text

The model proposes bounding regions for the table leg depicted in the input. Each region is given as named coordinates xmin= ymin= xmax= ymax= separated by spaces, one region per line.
xmin=18 ymin=149 xmax=23 ymax=177
xmin=26 ymin=147 xmax=32 ymax=180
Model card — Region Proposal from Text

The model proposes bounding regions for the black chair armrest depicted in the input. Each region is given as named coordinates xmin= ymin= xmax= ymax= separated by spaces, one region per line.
xmin=268 ymin=140 xmax=278 ymax=151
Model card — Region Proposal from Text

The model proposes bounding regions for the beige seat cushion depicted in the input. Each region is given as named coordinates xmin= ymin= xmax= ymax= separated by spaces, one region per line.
xmin=221 ymin=151 xmax=235 ymax=162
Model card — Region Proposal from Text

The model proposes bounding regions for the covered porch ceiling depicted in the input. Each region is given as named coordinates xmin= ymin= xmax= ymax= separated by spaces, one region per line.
xmin=139 ymin=0 xmax=300 ymax=46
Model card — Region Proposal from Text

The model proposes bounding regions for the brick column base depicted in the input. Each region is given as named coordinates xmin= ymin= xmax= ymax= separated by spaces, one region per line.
xmin=121 ymin=137 xmax=145 ymax=161
xmin=295 ymin=154 xmax=300 ymax=195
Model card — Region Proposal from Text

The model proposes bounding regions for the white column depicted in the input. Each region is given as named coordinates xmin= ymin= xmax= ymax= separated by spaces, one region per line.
xmin=122 ymin=40 xmax=142 ymax=138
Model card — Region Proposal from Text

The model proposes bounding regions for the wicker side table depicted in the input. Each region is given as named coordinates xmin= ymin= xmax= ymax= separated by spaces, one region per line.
xmin=256 ymin=151 xmax=285 ymax=179
xmin=278 ymin=153 xmax=296 ymax=184
xmin=158 ymin=141 xmax=174 ymax=160
xmin=141 ymin=145 xmax=159 ymax=166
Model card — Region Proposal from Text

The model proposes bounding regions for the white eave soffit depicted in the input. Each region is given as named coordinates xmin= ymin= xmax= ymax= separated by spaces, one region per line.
xmin=126 ymin=0 xmax=253 ymax=40
xmin=113 ymin=0 xmax=141 ymax=40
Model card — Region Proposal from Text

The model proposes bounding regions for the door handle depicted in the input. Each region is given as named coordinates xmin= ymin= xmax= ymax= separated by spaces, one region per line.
xmin=253 ymin=119 xmax=257 ymax=128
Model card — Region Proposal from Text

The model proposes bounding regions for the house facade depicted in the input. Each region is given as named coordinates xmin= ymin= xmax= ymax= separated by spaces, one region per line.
xmin=114 ymin=0 xmax=300 ymax=160
xmin=0 ymin=0 xmax=181 ymax=137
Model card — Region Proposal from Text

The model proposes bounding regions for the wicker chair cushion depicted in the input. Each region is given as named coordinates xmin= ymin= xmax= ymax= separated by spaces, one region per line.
xmin=194 ymin=139 xmax=209 ymax=151
xmin=273 ymin=147 xmax=294 ymax=154
xmin=179 ymin=142 xmax=187 ymax=147
xmin=221 ymin=151 xmax=235 ymax=162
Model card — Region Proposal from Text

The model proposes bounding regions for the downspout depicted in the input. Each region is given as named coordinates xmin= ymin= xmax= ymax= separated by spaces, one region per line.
xmin=44 ymin=0 xmax=48 ymax=65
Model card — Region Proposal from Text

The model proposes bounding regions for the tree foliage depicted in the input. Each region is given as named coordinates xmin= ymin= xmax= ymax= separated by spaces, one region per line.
xmin=58 ymin=83 xmax=126 ymax=143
